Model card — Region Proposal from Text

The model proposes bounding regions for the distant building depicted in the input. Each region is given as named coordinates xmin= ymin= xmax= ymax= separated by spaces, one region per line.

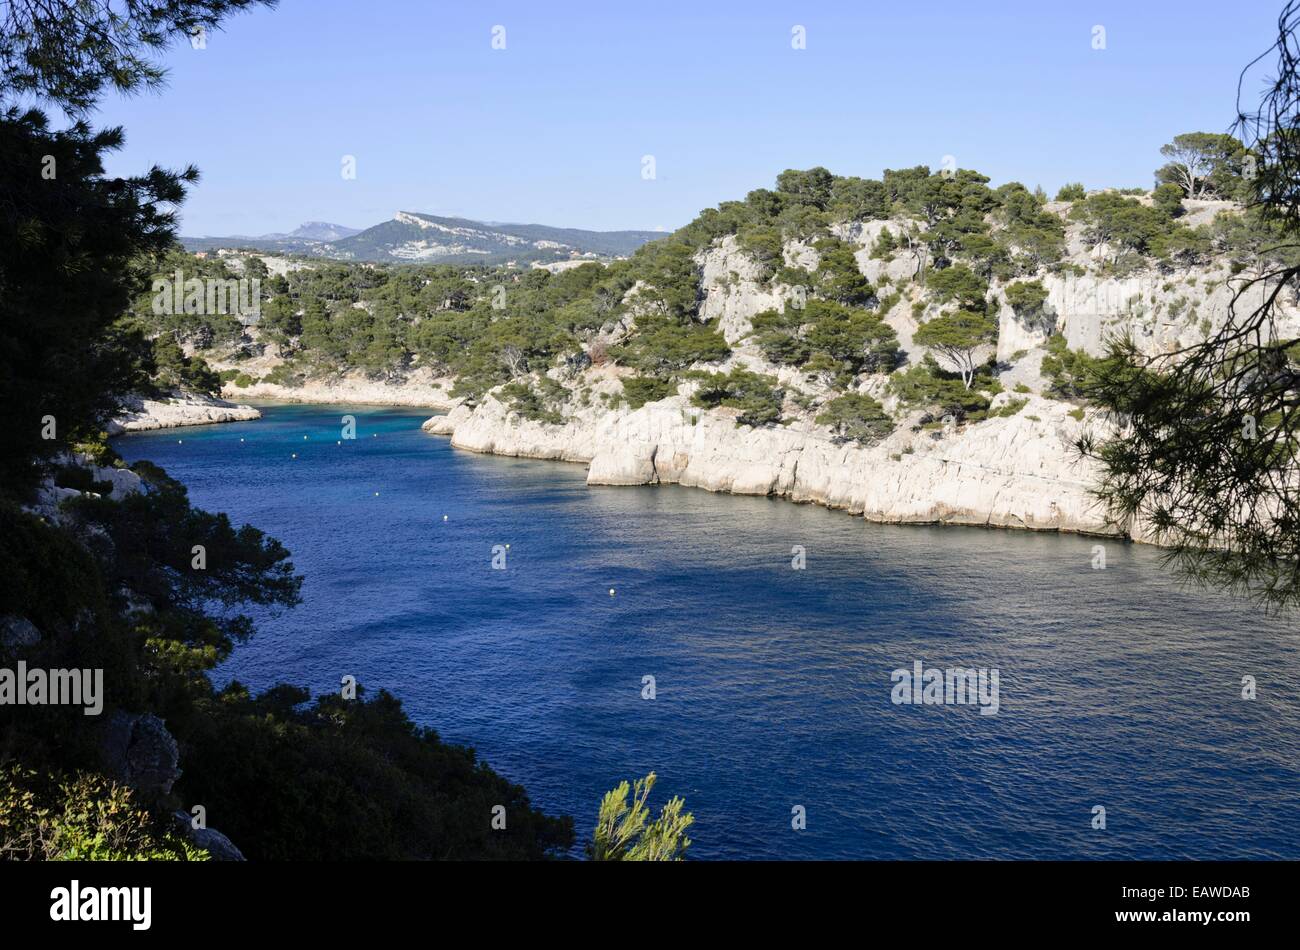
xmin=194 ymin=251 xmax=209 ymax=259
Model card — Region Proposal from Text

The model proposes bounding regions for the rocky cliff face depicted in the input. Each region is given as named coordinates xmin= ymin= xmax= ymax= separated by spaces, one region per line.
xmin=697 ymin=235 xmax=804 ymax=343
xmin=427 ymin=383 xmax=1124 ymax=538
xmin=417 ymin=205 xmax=1300 ymax=541
xmin=161 ymin=201 xmax=1300 ymax=543
xmin=108 ymin=392 xmax=261 ymax=434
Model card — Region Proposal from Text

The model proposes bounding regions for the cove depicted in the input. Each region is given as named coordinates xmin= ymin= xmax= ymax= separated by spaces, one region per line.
xmin=115 ymin=402 xmax=1300 ymax=860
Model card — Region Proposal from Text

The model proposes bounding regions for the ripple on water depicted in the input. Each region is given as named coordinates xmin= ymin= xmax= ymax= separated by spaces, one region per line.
xmin=115 ymin=403 xmax=1300 ymax=860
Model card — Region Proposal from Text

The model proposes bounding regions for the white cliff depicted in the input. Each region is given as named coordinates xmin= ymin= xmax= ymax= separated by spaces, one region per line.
xmin=427 ymin=382 xmax=1125 ymax=539
xmin=108 ymin=392 xmax=261 ymax=434
xmin=415 ymin=208 xmax=1300 ymax=541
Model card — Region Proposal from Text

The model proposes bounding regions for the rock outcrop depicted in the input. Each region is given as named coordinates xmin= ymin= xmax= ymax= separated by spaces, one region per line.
xmin=430 ymin=386 xmax=1126 ymax=539
xmin=98 ymin=711 xmax=182 ymax=799
xmin=172 ymin=812 xmax=246 ymax=861
xmin=109 ymin=392 xmax=261 ymax=433
xmin=698 ymin=235 xmax=803 ymax=344
xmin=223 ymin=369 xmax=457 ymax=409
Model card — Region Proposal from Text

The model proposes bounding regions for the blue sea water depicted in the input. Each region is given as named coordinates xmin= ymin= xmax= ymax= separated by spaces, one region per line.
xmin=115 ymin=403 xmax=1300 ymax=860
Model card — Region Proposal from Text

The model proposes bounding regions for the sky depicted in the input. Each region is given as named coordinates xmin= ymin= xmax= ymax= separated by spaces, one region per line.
xmin=87 ymin=0 xmax=1288 ymax=236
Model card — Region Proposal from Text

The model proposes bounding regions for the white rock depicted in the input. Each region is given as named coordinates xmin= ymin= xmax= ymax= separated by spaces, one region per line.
xmin=109 ymin=392 xmax=261 ymax=433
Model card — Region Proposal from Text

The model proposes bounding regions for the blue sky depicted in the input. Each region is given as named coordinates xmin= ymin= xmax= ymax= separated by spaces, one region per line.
xmin=91 ymin=0 xmax=1285 ymax=236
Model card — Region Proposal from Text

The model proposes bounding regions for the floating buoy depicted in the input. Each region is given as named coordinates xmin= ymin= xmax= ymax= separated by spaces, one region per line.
xmin=443 ymin=515 xmax=448 ymax=521
xmin=177 ymin=439 xmax=183 ymax=444
xmin=609 ymin=588 xmax=616 ymax=597
xmin=291 ymin=453 xmax=297 ymax=459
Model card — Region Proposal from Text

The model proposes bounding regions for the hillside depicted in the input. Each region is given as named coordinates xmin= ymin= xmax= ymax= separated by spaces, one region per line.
xmin=183 ymin=213 xmax=664 ymax=264
xmin=142 ymin=146 xmax=1300 ymax=541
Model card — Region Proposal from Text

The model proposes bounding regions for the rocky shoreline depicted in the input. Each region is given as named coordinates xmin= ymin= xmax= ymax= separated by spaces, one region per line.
xmin=109 ymin=382 xmax=1131 ymax=541
xmin=222 ymin=373 xmax=456 ymax=409
xmin=423 ymin=385 xmax=1136 ymax=541
xmin=109 ymin=378 xmax=456 ymax=436
xmin=108 ymin=392 xmax=262 ymax=434
xmin=105 ymin=377 xmax=1139 ymax=552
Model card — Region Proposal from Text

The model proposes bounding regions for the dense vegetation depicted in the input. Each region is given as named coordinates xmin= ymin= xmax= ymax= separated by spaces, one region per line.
xmin=131 ymin=127 xmax=1300 ymax=454
xmin=1 ymin=0 xmax=573 ymax=861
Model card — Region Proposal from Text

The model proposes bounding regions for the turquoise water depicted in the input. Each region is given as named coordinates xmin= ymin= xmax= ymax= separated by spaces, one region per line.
xmin=116 ymin=403 xmax=1300 ymax=860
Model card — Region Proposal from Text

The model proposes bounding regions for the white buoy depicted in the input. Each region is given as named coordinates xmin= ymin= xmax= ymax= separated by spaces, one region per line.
xmin=609 ymin=588 xmax=616 ymax=597
xmin=443 ymin=515 xmax=448 ymax=521
xmin=291 ymin=453 xmax=297 ymax=459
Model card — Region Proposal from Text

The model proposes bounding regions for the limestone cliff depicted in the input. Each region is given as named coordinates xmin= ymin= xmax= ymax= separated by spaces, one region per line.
xmin=108 ymin=392 xmax=261 ymax=434
xmin=426 ymin=382 xmax=1124 ymax=538
xmin=417 ymin=203 xmax=1300 ymax=541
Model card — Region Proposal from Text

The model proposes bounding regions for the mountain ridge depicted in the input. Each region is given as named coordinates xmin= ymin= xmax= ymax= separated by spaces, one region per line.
xmin=182 ymin=212 xmax=664 ymax=263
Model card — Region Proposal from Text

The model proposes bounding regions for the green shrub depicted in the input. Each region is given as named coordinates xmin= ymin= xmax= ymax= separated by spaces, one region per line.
xmin=589 ymin=772 xmax=692 ymax=862
xmin=869 ymin=228 xmax=899 ymax=259
xmin=889 ymin=356 xmax=993 ymax=421
xmin=812 ymin=237 xmax=873 ymax=306
xmin=815 ymin=393 xmax=894 ymax=444
xmin=618 ymin=314 xmax=730 ymax=375
xmin=499 ymin=379 xmax=567 ymax=424
xmin=1040 ymin=333 xmax=1108 ymax=400
xmin=927 ymin=265 xmax=989 ymax=311
xmin=0 ymin=766 xmax=205 ymax=861
xmin=690 ymin=368 xmax=784 ymax=427
xmin=991 ymin=397 xmax=1028 ymax=418
xmin=621 ymin=376 xmax=677 ymax=409
xmin=1004 ymin=279 xmax=1049 ymax=316
xmin=263 ymin=361 xmax=306 ymax=387
xmin=151 ymin=337 xmax=222 ymax=396
xmin=801 ymin=300 xmax=901 ymax=381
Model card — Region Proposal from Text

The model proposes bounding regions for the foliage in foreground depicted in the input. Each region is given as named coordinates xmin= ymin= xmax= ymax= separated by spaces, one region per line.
xmin=179 ymin=685 xmax=573 ymax=861
xmin=1078 ymin=2 xmax=1300 ymax=609
xmin=0 ymin=766 xmax=205 ymax=861
xmin=588 ymin=773 xmax=694 ymax=861
xmin=0 ymin=462 xmax=574 ymax=861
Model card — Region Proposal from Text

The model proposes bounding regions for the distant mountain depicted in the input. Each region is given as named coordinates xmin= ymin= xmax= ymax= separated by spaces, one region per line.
xmin=287 ymin=221 xmax=362 ymax=241
xmin=181 ymin=213 xmax=663 ymax=263
xmin=182 ymin=221 xmax=361 ymax=255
